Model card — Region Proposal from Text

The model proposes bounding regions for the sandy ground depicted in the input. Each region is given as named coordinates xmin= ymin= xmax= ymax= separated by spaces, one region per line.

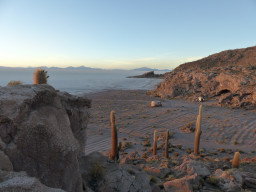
xmin=84 ymin=90 xmax=256 ymax=159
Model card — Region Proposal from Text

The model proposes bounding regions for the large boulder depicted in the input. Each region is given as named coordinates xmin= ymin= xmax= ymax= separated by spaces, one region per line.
xmin=0 ymin=84 xmax=90 ymax=192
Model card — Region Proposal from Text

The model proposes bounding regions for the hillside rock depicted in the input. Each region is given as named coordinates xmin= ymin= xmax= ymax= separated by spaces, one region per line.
xmin=150 ymin=46 xmax=256 ymax=109
xmin=0 ymin=84 xmax=91 ymax=192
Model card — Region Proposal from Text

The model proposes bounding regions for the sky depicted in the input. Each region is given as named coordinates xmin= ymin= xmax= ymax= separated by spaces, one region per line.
xmin=0 ymin=0 xmax=255 ymax=70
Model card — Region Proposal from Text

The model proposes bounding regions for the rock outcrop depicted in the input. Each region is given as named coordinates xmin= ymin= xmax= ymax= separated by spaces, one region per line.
xmin=79 ymin=152 xmax=152 ymax=192
xmin=150 ymin=46 xmax=256 ymax=109
xmin=0 ymin=84 xmax=91 ymax=192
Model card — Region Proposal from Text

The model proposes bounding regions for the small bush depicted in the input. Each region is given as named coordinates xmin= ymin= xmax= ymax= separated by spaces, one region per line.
xmin=7 ymin=81 xmax=22 ymax=86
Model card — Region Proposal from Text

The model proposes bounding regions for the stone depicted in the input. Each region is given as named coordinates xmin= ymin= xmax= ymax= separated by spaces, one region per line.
xmin=163 ymin=174 xmax=197 ymax=192
xmin=0 ymin=85 xmax=90 ymax=192
xmin=214 ymin=169 xmax=243 ymax=192
xmin=0 ymin=170 xmax=65 ymax=192
xmin=242 ymin=172 xmax=256 ymax=189
xmin=144 ymin=166 xmax=171 ymax=179
xmin=175 ymin=157 xmax=210 ymax=178
xmin=151 ymin=101 xmax=162 ymax=107
xmin=0 ymin=137 xmax=5 ymax=150
xmin=79 ymin=152 xmax=152 ymax=192
xmin=0 ymin=151 xmax=13 ymax=171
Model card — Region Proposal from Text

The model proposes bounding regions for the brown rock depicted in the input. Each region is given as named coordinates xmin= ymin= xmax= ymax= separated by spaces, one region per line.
xmin=149 ymin=46 xmax=256 ymax=109
xmin=163 ymin=174 xmax=196 ymax=192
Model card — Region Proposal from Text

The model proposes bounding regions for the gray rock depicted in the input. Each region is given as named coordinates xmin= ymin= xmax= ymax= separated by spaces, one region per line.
xmin=214 ymin=169 xmax=243 ymax=192
xmin=0 ymin=170 xmax=65 ymax=192
xmin=242 ymin=172 xmax=256 ymax=189
xmin=0 ymin=137 xmax=5 ymax=150
xmin=0 ymin=85 xmax=90 ymax=192
xmin=79 ymin=152 xmax=152 ymax=192
xmin=175 ymin=157 xmax=210 ymax=178
xmin=0 ymin=151 xmax=13 ymax=171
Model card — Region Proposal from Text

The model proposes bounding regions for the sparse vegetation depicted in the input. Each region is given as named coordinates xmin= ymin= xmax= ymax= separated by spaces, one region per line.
xmin=7 ymin=80 xmax=22 ymax=86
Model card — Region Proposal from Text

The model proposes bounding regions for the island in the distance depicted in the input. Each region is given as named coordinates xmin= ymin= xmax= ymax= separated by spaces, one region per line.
xmin=127 ymin=71 xmax=165 ymax=78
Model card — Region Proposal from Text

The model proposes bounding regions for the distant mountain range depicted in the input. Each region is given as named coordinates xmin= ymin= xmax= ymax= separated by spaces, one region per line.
xmin=0 ymin=65 xmax=170 ymax=71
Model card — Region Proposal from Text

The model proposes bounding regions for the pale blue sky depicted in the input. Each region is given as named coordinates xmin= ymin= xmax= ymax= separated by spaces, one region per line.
xmin=0 ymin=0 xmax=255 ymax=69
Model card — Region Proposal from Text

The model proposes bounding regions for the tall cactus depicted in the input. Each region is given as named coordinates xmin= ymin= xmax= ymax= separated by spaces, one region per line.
xmin=194 ymin=105 xmax=202 ymax=154
xmin=232 ymin=152 xmax=240 ymax=168
xmin=153 ymin=130 xmax=157 ymax=156
xmin=164 ymin=130 xmax=169 ymax=158
xmin=109 ymin=110 xmax=119 ymax=161
xmin=33 ymin=68 xmax=49 ymax=84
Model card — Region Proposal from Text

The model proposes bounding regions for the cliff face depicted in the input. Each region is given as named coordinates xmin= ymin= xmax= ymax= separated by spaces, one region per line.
xmin=150 ymin=46 xmax=256 ymax=109
xmin=0 ymin=85 xmax=91 ymax=192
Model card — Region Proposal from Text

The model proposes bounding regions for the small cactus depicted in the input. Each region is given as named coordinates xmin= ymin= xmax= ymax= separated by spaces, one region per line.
xmin=232 ymin=152 xmax=240 ymax=168
xmin=153 ymin=130 xmax=157 ymax=156
xmin=33 ymin=68 xmax=49 ymax=84
xmin=194 ymin=105 xmax=202 ymax=154
xmin=109 ymin=110 xmax=119 ymax=161
xmin=164 ymin=130 xmax=169 ymax=158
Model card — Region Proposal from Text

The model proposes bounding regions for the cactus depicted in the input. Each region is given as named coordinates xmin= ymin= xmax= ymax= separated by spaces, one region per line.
xmin=164 ymin=130 xmax=169 ymax=158
xmin=33 ymin=68 xmax=49 ymax=84
xmin=232 ymin=152 xmax=240 ymax=168
xmin=109 ymin=110 xmax=119 ymax=161
xmin=194 ymin=105 xmax=202 ymax=154
xmin=153 ymin=130 xmax=157 ymax=156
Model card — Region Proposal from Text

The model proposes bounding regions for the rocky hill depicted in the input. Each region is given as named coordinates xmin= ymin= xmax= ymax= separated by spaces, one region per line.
xmin=150 ymin=46 xmax=256 ymax=109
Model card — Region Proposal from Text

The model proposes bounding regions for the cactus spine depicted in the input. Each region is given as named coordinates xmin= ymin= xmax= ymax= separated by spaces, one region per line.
xmin=164 ymin=130 xmax=169 ymax=158
xmin=153 ymin=130 xmax=157 ymax=156
xmin=109 ymin=110 xmax=119 ymax=161
xmin=33 ymin=68 xmax=49 ymax=84
xmin=194 ymin=105 xmax=202 ymax=154
xmin=232 ymin=152 xmax=240 ymax=168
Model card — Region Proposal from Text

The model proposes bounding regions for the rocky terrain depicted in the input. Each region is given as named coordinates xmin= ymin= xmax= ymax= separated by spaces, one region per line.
xmin=0 ymin=84 xmax=256 ymax=191
xmin=84 ymin=89 xmax=256 ymax=192
xmin=150 ymin=46 xmax=256 ymax=109
xmin=128 ymin=71 xmax=164 ymax=78
xmin=0 ymin=85 xmax=91 ymax=191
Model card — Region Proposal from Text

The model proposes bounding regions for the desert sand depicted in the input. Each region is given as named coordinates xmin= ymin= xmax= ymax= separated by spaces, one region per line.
xmin=84 ymin=89 xmax=256 ymax=158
